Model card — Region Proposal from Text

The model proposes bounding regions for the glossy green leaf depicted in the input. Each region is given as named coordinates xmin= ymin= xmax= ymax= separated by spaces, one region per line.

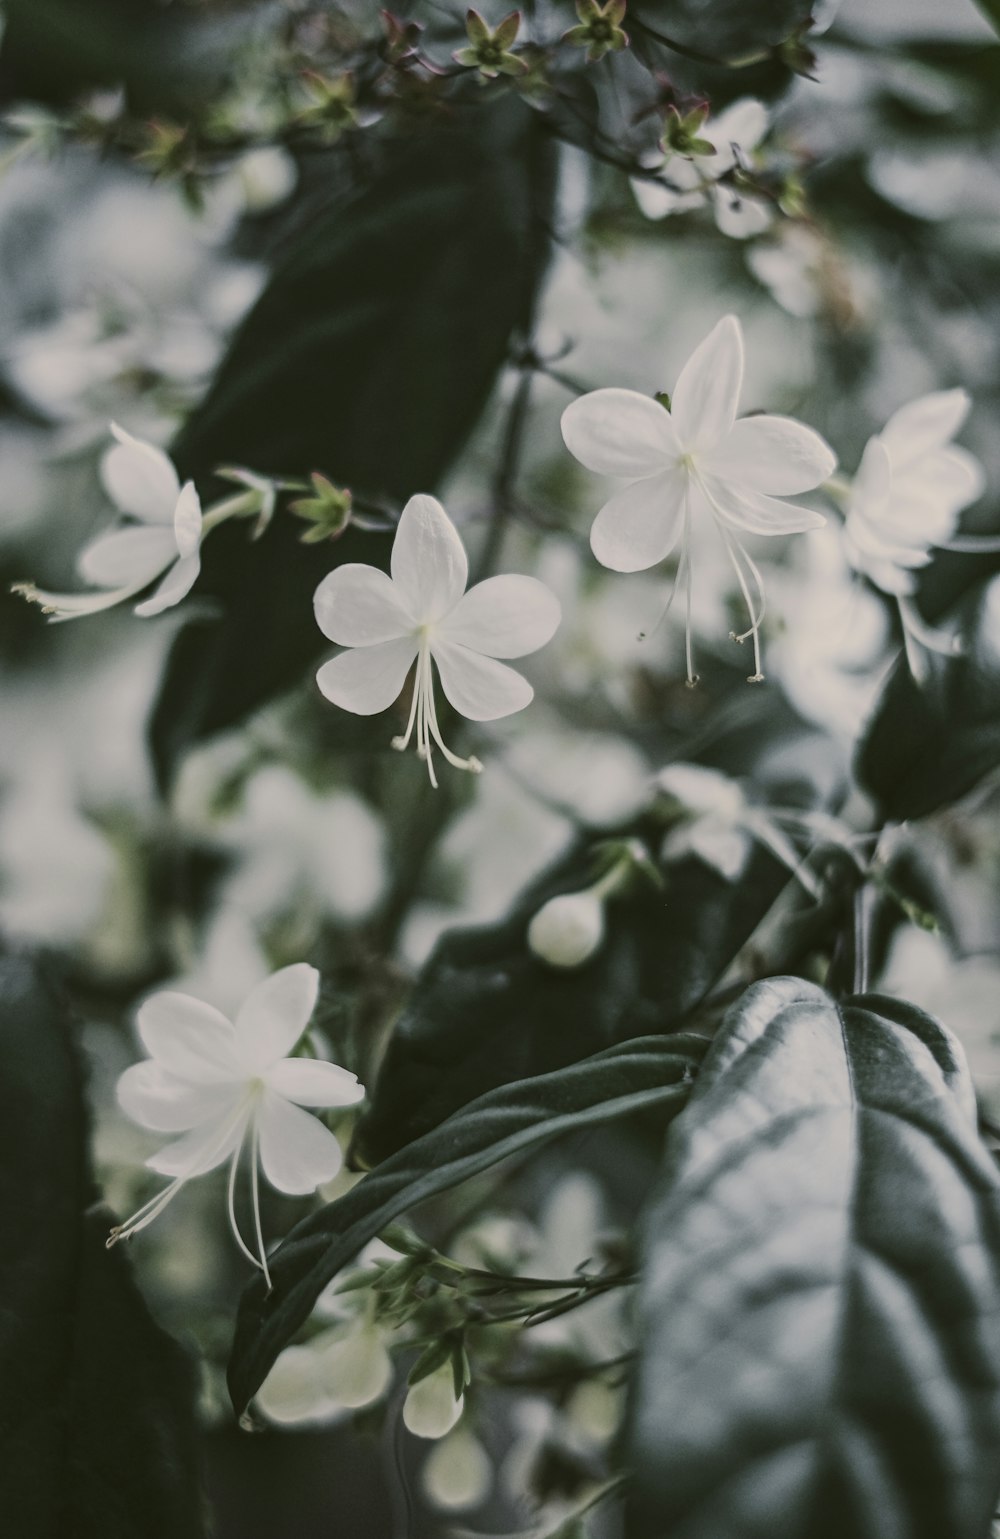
xmin=0 ymin=0 xmax=244 ymax=112
xmin=630 ymin=0 xmax=814 ymax=62
xmin=0 ymin=954 xmax=206 ymax=1537
xmin=150 ymin=94 xmax=556 ymax=789
xmin=227 ymin=1033 xmax=708 ymax=1416
xmin=353 ymin=839 xmax=790 ymax=1167
xmin=628 ymin=976 xmax=1000 ymax=1539
xmin=856 ymin=573 xmax=1000 ymax=821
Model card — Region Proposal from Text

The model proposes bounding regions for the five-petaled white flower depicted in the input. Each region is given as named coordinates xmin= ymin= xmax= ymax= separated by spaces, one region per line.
xmin=843 ymin=390 xmax=985 ymax=597
xmin=632 ymin=100 xmax=773 ymax=240
xmin=561 ymin=315 xmax=836 ymax=683
xmin=109 ymin=963 xmax=364 ymax=1287
xmin=313 ymin=493 xmax=561 ymax=786
xmin=14 ymin=423 xmax=203 ymax=620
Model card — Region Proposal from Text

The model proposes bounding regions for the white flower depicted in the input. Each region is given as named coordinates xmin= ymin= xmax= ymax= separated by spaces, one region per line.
xmin=421 ymin=1425 xmax=493 ymax=1511
xmin=403 ymin=1359 xmax=465 ymax=1439
xmin=109 ymin=963 xmax=365 ymax=1286
xmin=313 ymin=493 xmax=560 ymax=786
xmin=632 ymin=100 xmax=772 ymax=240
xmin=561 ymin=315 xmax=835 ymax=683
xmin=843 ymin=390 xmax=985 ymax=597
xmin=15 ymin=423 xmax=203 ymax=620
xmin=656 ymin=761 xmax=820 ymax=897
xmin=528 ymin=891 xmax=605 ymax=969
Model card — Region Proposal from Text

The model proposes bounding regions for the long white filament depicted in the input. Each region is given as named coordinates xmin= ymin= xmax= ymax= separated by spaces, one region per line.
xmin=392 ymin=640 xmax=482 ymax=787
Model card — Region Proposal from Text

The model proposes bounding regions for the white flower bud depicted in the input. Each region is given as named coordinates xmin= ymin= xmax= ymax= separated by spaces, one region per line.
xmin=403 ymin=1360 xmax=464 ymax=1440
xmin=527 ymin=892 xmax=605 ymax=969
xmin=318 ymin=1325 xmax=393 ymax=1411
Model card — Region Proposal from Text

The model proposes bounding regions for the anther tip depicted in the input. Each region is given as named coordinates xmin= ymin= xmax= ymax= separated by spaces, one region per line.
xmin=684 ymin=674 xmax=700 ymax=689
xmin=747 ymin=672 xmax=765 ymax=684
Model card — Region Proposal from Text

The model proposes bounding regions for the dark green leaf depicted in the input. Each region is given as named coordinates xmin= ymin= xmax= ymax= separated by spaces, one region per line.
xmin=855 ymin=573 xmax=1000 ymax=821
xmin=628 ymin=976 xmax=1000 ymax=1539
xmin=353 ymin=838 xmax=789 ymax=1167
xmin=974 ymin=0 xmax=1000 ymax=40
xmin=228 ymin=1033 xmax=707 ymax=1415
xmin=151 ymin=95 xmax=556 ymax=789
xmin=0 ymin=953 xmax=207 ymax=1538
xmin=0 ymin=0 xmax=248 ymax=112
xmin=630 ymin=0 xmax=814 ymax=62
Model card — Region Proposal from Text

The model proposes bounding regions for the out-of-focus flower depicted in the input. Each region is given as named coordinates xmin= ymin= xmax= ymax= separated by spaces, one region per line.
xmin=632 ymin=100 xmax=772 ymax=240
xmin=218 ymin=763 xmax=387 ymax=929
xmin=313 ymin=493 xmax=560 ymax=785
xmin=422 ymin=1424 xmax=493 ymax=1510
xmin=14 ymin=423 xmax=203 ymax=619
xmin=110 ymin=964 xmax=365 ymax=1283
xmin=561 ymin=315 xmax=834 ymax=683
xmin=656 ymin=762 xmax=820 ymax=895
xmin=768 ymin=525 xmax=889 ymax=740
xmin=562 ymin=0 xmax=629 ymax=63
xmin=843 ymin=389 xmax=985 ymax=596
xmin=403 ymin=1358 xmax=465 ymax=1439
xmin=881 ymin=926 xmax=1000 ymax=1119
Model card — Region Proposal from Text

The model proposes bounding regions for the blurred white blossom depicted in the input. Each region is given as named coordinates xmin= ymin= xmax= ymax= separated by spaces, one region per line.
xmin=16 ymin=423 xmax=203 ymax=619
xmin=632 ymin=100 xmax=772 ymax=239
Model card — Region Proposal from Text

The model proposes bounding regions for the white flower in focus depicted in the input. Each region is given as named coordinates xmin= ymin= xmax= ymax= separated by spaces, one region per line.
xmin=561 ymin=315 xmax=835 ymax=682
xmin=632 ymin=100 xmax=772 ymax=240
xmin=313 ymin=494 xmax=560 ymax=786
xmin=403 ymin=1359 xmax=465 ymax=1440
xmin=528 ymin=891 xmax=605 ymax=969
xmin=110 ymin=963 xmax=365 ymax=1285
xmin=15 ymin=423 xmax=203 ymax=620
xmin=843 ymin=390 xmax=985 ymax=597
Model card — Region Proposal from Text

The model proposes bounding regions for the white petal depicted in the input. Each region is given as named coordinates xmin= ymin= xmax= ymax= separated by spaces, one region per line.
xmin=265 ymin=1057 xmax=365 ymax=1108
xmin=438 ymin=575 xmax=560 ymax=658
xmin=880 ymin=389 xmax=970 ymax=465
xmin=117 ymin=1061 xmax=244 ymax=1132
xmin=701 ymin=474 xmax=825 ymax=535
xmin=136 ymin=991 xmax=241 ymax=1081
xmin=432 ymin=641 xmax=533 ymax=721
xmin=257 ymin=1091 xmax=344 ymax=1193
xmin=147 ymin=1110 xmax=250 ymax=1178
xmin=313 ymin=563 xmax=413 ymax=646
xmin=318 ymin=1327 xmax=393 ymax=1410
xmin=316 ymin=637 xmax=417 ymax=715
xmin=390 ymin=494 xmax=468 ymax=624
xmin=711 ymin=186 xmax=773 ymax=240
xmin=76 ymin=526 xmax=176 ymax=588
xmin=589 ymin=471 xmax=687 ymax=572
xmin=101 ymin=423 xmax=180 ymax=522
xmin=631 ymin=178 xmax=704 ymax=221
xmin=704 ymin=415 xmax=836 ymax=495
xmin=664 ymin=819 xmax=752 ymax=881
xmin=235 ymin=962 xmax=320 ymax=1068
xmin=403 ymin=1361 xmax=463 ymax=1440
xmin=173 ymin=481 xmax=202 ymax=558
xmin=561 ymin=389 xmax=679 ymax=478
xmin=893 ymin=446 xmax=985 ymax=520
xmin=671 ymin=315 xmax=744 ymax=450
xmin=709 ymin=99 xmax=769 ymax=165
xmin=133 ymin=553 xmax=201 ymax=617
xmin=850 ymin=437 xmax=893 ymax=513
